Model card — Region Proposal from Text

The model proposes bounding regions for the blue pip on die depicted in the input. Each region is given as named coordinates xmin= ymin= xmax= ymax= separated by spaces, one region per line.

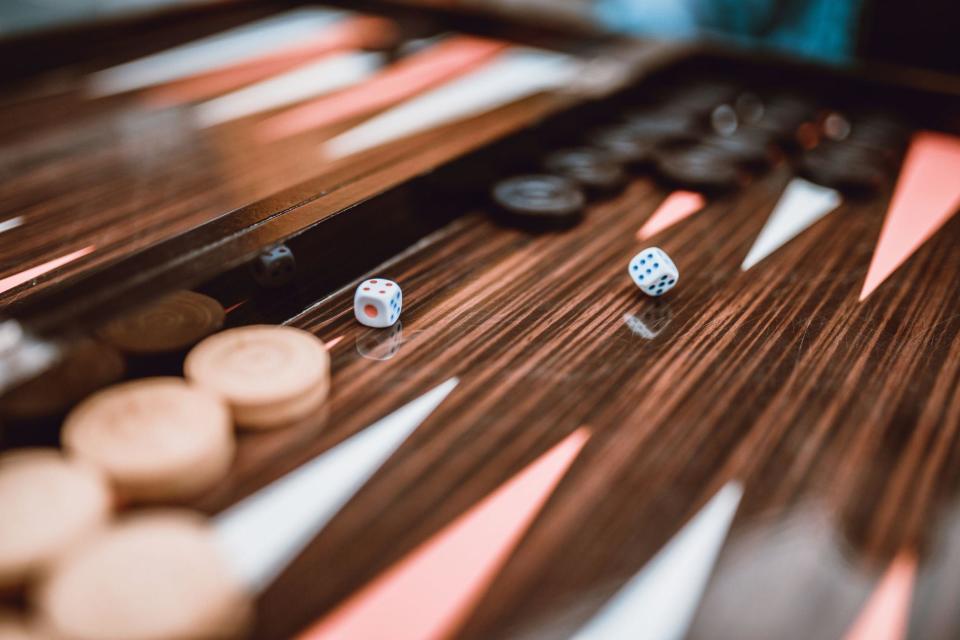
xmin=629 ymin=247 xmax=678 ymax=296
xmin=354 ymin=278 xmax=402 ymax=328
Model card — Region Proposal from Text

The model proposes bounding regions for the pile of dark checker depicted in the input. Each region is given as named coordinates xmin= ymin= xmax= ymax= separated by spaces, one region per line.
xmin=491 ymin=77 xmax=909 ymax=228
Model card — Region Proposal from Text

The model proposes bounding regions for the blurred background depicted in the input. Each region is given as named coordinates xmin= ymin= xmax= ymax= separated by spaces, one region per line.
xmin=2 ymin=0 xmax=958 ymax=73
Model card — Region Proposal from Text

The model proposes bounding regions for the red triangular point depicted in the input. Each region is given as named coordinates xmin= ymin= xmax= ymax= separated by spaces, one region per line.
xmin=298 ymin=427 xmax=590 ymax=640
xmin=860 ymin=131 xmax=960 ymax=301
xmin=843 ymin=550 xmax=917 ymax=640
xmin=0 ymin=245 xmax=95 ymax=295
xmin=637 ymin=191 xmax=705 ymax=241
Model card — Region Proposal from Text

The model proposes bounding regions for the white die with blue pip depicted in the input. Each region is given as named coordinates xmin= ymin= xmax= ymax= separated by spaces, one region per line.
xmin=354 ymin=278 xmax=402 ymax=328
xmin=629 ymin=247 xmax=678 ymax=296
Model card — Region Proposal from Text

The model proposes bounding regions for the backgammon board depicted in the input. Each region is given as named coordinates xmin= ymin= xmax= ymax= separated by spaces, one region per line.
xmin=1 ymin=2 xmax=960 ymax=639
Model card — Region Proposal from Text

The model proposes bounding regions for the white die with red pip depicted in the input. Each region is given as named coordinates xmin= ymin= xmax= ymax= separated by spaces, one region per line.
xmin=354 ymin=278 xmax=402 ymax=328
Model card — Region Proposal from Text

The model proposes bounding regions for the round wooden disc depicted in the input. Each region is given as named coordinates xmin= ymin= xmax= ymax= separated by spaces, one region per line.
xmin=0 ymin=450 xmax=111 ymax=591
xmin=491 ymin=174 xmax=586 ymax=228
xmin=586 ymin=125 xmax=655 ymax=166
xmin=843 ymin=112 xmax=908 ymax=160
xmin=799 ymin=143 xmax=888 ymax=192
xmin=97 ymin=290 xmax=225 ymax=355
xmin=232 ymin=375 xmax=330 ymax=430
xmin=62 ymin=378 xmax=234 ymax=503
xmin=753 ymin=95 xmax=815 ymax=140
xmin=654 ymin=143 xmax=743 ymax=189
xmin=0 ymin=339 xmax=125 ymax=419
xmin=620 ymin=110 xmax=702 ymax=144
xmin=184 ymin=326 xmax=330 ymax=429
xmin=35 ymin=511 xmax=251 ymax=640
xmin=700 ymin=128 xmax=775 ymax=168
xmin=543 ymin=148 xmax=627 ymax=195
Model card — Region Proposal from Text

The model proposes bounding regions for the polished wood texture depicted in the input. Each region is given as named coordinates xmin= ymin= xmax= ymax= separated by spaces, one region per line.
xmin=3 ymin=6 xmax=960 ymax=639
xmin=0 ymin=3 xmax=605 ymax=310
xmin=0 ymin=78 xmax=567 ymax=308
xmin=174 ymin=160 xmax=958 ymax=638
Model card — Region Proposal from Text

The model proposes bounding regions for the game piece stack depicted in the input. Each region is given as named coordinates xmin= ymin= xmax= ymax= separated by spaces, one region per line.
xmin=185 ymin=325 xmax=331 ymax=429
xmin=489 ymin=77 xmax=796 ymax=225
xmin=542 ymin=148 xmax=627 ymax=195
xmin=0 ymin=450 xmax=111 ymax=593
xmin=489 ymin=74 xmax=914 ymax=234
xmin=36 ymin=512 xmax=251 ymax=640
xmin=62 ymin=378 xmax=235 ymax=503
xmin=586 ymin=125 xmax=655 ymax=167
xmin=485 ymin=76 xmax=911 ymax=303
xmin=637 ymin=87 xmax=812 ymax=190
xmin=799 ymin=112 xmax=907 ymax=193
xmin=96 ymin=290 xmax=225 ymax=356
xmin=0 ymin=292 xmax=334 ymax=638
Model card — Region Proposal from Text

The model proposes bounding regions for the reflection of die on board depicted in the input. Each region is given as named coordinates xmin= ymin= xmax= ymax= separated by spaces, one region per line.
xmin=623 ymin=305 xmax=673 ymax=340
xmin=356 ymin=322 xmax=403 ymax=361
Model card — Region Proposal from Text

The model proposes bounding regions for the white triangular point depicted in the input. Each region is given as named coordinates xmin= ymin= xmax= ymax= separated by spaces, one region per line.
xmin=860 ymin=131 xmax=960 ymax=300
xmin=297 ymin=428 xmax=591 ymax=640
xmin=87 ymin=8 xmax=348 ymax=96
xmin=322 ymin=48 xmax=581 ymax=159
xmin=572 ymin=482 xmax=743 ymax=640
xmin=741 ymin=178 xmax=842 ymax=271
xmin=256 ymin=35 xmax=506 ymax=141
xmin=213 ymin=377 xmax=458 ymax=592
xmin=637 ymin=191 xmax=705 ymax=240
xmin=843 ymin=550 xmax=917 ymax=640
xmin=0 ymin=216 xmax=23 ymax=235
xmin=193 ymin=51 xmax=384 ymax=128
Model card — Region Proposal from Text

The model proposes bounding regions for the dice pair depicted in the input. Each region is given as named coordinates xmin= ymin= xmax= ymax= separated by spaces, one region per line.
xmin=629 ymin=247 xmax=678 ymax=297
xmin=351 ymin=251 xmax=673 ymax=332
xmin=354 ymin=278 xmax=402 ymax=328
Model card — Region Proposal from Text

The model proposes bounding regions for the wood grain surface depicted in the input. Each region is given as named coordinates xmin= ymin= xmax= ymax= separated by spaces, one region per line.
xmin=174 ymin=159 xmax=958 ymax=638
xmin=0 ymin=3 xmax=605 ymax=309
xmin=2 ymin=4 xmax=960 ymax=639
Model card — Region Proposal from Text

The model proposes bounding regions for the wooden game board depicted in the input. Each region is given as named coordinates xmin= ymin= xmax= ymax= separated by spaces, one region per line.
xmin=2 ymin=3 xmax=960 ymax=639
